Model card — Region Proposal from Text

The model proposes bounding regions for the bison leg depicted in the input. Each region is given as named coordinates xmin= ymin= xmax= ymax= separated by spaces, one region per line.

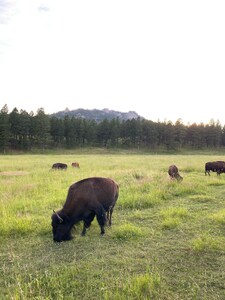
xmin=206 ymin=169 xmax=211 ymax=175
xmin=217 ymin=170 xmax=220 ymax=176
xmin=107 ymin=206 xmax=114 ymax=226
xmin=81 ymin=212 xmax=95 ymax=236
xmin=95 ymin=205 xmax=107 ymax=235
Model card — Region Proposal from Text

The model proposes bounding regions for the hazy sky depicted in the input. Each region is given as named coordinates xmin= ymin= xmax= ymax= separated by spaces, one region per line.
xmin=0 ymin=0 xmax=225 ymax=124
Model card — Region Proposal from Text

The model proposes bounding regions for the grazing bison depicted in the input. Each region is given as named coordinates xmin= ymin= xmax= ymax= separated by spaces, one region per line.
xmin=51 ymin=177 xmax=119 ymax=242
xmin=52 ymin=163 xmax=67 ymax=170
xmin=71 ymin=162 xmax=80 ymax=168
xmin=168 ymin=165 xmax=183 ymax=181
xmin=205 ymin=161 xmax=225 ymax=176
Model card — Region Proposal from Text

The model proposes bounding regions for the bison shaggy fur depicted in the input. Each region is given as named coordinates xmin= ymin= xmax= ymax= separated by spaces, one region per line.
xmin=51 ymin=177 xmax=119 ymax=242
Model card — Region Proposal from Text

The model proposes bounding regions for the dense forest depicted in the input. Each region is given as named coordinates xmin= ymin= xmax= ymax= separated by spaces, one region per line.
xmin=0 ymin=104 xmax=225 ymax=152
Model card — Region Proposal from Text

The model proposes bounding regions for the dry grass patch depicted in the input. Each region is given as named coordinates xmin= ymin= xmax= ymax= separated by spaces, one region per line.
xmin=0 ymin=171 xmax=29 ymax=176
xmin=189 ymin=195 xmax=214 ymax=203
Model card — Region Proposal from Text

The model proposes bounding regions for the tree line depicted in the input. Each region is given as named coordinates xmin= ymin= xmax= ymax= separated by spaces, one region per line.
xmin=0 ymin=104 xmax=225 ymax=152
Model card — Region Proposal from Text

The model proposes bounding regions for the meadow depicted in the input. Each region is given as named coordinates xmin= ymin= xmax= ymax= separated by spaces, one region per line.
xmin=0 ymin=150 xmax=225 ymax=300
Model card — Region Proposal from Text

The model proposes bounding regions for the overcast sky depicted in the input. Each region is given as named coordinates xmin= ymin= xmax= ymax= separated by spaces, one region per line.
xmin=0 ymin=0 xmax=225 ymax=124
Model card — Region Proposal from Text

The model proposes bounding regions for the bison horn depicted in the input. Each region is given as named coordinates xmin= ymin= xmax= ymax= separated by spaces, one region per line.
xmin=53 ymin=210 xmax=63 ymax=223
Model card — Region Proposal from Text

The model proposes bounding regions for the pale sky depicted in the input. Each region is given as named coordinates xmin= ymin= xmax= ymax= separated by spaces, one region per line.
xmin=0 ymin=0 xmax=225 ymax=125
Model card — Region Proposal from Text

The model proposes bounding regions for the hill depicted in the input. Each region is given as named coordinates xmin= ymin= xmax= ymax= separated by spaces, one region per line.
xmin=51 ymin=108 xmax=143 ymax=122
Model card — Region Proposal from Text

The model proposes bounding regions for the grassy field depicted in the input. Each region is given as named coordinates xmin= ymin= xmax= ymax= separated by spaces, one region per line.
xmin=0 ymin=151 xmax=225 ymax=299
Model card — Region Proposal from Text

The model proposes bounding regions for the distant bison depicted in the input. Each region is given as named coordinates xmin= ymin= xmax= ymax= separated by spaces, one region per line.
xmin=168 ymin=165 xmax=183 ymax=181
xmin=51 ymin=177 xmax=119 ymax=242
xmin=71 ymin=162 xmax=80 ymax=168
xmin=205 ymin=161 xmax=225 ymax=176
xmin=52 ymin=163 xmax=67 ymax=170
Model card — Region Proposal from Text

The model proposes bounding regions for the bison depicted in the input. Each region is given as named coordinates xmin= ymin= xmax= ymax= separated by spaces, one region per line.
xmin=71 ymin=162 xmax=80 ymax=168
xmin=51 ymin=177 xmax=119 ymax=242
xmin=168 ymin=165 xmax=183 ymax=181
xmin=52 ymin=163 xmax=67 ymax=170
xmin=205 ymin=161 xmax=225 ymax=176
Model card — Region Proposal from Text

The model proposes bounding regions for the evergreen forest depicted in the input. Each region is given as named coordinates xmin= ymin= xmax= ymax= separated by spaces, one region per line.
xmin=0 ymin=104 xmax=225 ymax=152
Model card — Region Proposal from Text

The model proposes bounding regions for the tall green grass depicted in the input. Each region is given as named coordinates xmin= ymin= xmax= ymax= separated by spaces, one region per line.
xmin=0 ymin=152 xmax=225 ymax=299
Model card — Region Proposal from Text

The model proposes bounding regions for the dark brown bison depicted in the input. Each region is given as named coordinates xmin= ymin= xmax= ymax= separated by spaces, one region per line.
xmin=205 ymin=161 xmax=225 ymax=176
xmin=168 ymin=165 xmax=183 ymax=181
xmin=71 ymin=162 xmax=80 ymax=168
xmin=52 ymin=163 xmax=67 ymax=170
xmin=51 ymin=177 xmax=119 ymax=242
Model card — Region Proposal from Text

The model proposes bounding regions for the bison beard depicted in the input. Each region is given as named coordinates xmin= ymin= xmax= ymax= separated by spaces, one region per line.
xmin=51 ymin=177 xmax=119 ymax=242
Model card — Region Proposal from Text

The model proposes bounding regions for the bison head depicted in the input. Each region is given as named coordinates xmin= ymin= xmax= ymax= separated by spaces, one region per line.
xmin=175 ymin=173 xmax=183 ymax=181
xmin=51 ymin=210 xmax=73 ymax=242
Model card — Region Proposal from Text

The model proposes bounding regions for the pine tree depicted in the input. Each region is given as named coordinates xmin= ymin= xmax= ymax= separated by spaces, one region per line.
xmin=33 ymin=108 xmax=51 ymax=149
xmin=0 ymin=104 xmax=10 ymax=152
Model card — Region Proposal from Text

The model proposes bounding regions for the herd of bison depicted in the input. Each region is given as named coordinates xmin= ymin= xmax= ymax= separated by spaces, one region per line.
xmin=51 ymin=160 xmax=223 ymax=242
